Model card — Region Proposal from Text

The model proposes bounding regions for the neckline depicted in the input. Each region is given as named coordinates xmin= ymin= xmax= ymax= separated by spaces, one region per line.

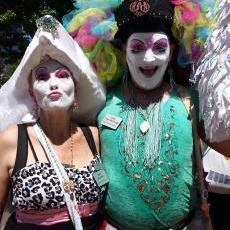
xmin=117 ymin=86 xmax=177 ymax=109
xmin=11 ymin=155 xmax=98 ymax=178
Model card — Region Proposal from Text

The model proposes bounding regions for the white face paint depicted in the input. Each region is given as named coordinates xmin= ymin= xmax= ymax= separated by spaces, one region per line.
xmin=126 ymin=32 xmax=171 ymax=90
xmin=31 ymin=59 xmax=75 ymax=111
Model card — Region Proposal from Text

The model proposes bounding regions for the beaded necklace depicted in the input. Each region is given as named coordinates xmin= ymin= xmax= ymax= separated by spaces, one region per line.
xmin=70 ymin=123 xmax=74 ymax=166
xmin=120 ymin=94 xmax=180 ymax=212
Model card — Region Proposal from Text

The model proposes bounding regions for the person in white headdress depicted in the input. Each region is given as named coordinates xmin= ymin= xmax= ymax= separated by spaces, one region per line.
xmin=0 ymin=15 xmax=108 ymax=230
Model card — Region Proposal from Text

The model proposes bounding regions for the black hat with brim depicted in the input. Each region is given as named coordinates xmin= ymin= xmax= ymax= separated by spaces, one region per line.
xmin=115 ymin=0 xmax=174 ymax=43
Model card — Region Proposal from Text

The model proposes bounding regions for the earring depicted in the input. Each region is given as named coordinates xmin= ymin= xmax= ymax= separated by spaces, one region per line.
xmin=32 ymin=100 xmax=39 ymax=119
xmin=167 ymin=66 xmax=176 ymax=88
xmin=189 ymin=63 xmax=196 ymax=86
xmin=72 ymin=99 xmax=78 ymax=113
xmin=122 ymin=69 xmax=130 ymax=90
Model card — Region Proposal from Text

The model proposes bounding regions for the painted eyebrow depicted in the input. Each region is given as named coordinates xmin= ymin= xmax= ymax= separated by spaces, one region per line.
xmin=56 ymin=66 xmax=69 ymax=72
xmin=130 ymin=38 xmax=168 ymax=47
xmin=35 ymin=67 xmax=48 ymax=75
xmin=55 ymin=67 xmax=71 ymax=75
xmin=153 ymin=38 xmax=168 ymax=45
xmin=129 ymin=39 xmax=145 ymax=45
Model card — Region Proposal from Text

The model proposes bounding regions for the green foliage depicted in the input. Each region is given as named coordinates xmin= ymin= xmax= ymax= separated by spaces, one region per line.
xmin=0 ymin=61 xmax=20 ymax=87
xmin=0 ymin=10 xmax=16 ymax=24
xmin=0 ymin=0 xmax=74 ymax=85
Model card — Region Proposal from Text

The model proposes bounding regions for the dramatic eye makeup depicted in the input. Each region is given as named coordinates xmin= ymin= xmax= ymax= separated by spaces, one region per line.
xmin=55 ymin=68 xmax=71 ymax=78
xmin=35 ymin=67 xmax=49 ymax=81
xmin=129 ymin=37 xmax=169 ymax=54
xmin=130 ymin=39 xmax=146 ymax=53
xmin=152 ymin=38 xmax=168 ymax=53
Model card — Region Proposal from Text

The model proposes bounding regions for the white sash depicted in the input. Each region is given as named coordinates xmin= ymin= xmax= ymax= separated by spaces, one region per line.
xmin=33 ymin=123 xmax=83 ymax=230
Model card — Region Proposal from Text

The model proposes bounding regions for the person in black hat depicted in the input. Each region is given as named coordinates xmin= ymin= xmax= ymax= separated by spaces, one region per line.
xmin=97 ymin=1 xmax=204 ymax=229
xmin=63 ymin=0 xmax=229 ymax=229
xmin=97 ymin=0 xmax=227 ymax=229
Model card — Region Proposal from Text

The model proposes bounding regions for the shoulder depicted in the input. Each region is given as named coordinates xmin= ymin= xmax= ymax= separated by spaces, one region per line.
xmin=0 ymin=124 xmax=18 ymax=170
xmin=174 ymin=84 xmax=199 ymax=117
xmin=98 ymin=86 xmax=122 ymax=115
xmin=176 ymin=85 xmax=199 ymax=107
xmin=106 ymin=85 xmax=122 ymax=99
xmin=0 ymin=125 xmax=18 ymax=217
xmin=79 ymin=125 xmax=99 ymax=142
xmin=89 ymin=126 xmax=100 ymax=152
xmin=88 ymin=126 xmax=99 ymax=140
xmin=175 ymin=84 xmax=192 ymax=98
xmin=0 ymin=124 xmax=18 ymax=149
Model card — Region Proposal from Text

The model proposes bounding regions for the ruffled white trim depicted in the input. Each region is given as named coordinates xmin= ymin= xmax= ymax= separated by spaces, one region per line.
xmin=194 ymin=0 xmax=230 ymax=142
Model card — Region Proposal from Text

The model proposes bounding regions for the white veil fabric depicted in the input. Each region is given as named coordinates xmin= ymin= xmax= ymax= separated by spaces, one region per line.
xmin=194 ymin=1 xmax=230 ymax=142
xmin=0 ymin=15 xmax=106 ymax=131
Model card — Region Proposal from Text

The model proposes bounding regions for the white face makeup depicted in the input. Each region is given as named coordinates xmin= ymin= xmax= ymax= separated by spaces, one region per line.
xmin=126 ymin=32 xmax=171 ymax=90
xmin=31 ymin=59 xmax=75 ymax=111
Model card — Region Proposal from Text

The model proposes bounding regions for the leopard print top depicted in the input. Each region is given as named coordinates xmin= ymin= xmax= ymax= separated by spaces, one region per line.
xmin=11 ymin=155 xmax=105 ymax=211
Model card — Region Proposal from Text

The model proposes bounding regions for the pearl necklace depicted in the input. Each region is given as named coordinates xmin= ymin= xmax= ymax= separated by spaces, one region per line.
xmin=70 ymin=123 xmax=74 ymax=166
xmin=68 ymin=123 xmax=76 ymax=181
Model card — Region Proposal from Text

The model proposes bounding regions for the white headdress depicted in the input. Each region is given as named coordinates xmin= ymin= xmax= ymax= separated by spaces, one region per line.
xmin=0 ymin=15 xmax=106 ymax=131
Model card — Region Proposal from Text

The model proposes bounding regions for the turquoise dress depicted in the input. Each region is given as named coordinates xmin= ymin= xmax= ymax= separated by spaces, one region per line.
xmin=97 ymin=86 xmax=198 ymax=230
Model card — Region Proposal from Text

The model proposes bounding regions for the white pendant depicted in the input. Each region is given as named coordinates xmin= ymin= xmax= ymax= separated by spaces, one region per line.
xmin=140 ymin=120 xmax=150 ymax=134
